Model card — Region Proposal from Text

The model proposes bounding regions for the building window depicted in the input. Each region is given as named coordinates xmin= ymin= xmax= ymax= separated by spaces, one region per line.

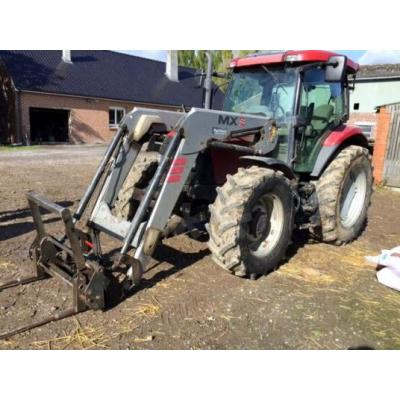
xmin=353 ymin=103 xmax=360 ymax=111
xmin=109 ymin=107 xmax=125 ymax=127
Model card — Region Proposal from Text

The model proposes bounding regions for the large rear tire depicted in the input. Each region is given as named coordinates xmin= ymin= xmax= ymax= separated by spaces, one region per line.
xmin=207 ymin=166 xmax=294 ymax=277
xmin=316 ymin=145 xmax=373 ymax=244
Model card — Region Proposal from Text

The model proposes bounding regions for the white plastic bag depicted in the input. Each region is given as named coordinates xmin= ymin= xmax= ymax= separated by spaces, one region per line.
xmin=365 ymin=246 xmax=400 ymax=291
xmin=377 ymin=266 xmax=400 ymax=292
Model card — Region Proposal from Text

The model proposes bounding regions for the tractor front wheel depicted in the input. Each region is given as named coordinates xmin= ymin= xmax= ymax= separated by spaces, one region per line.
xmin=207 ymin=166 xmax=294 ymax=278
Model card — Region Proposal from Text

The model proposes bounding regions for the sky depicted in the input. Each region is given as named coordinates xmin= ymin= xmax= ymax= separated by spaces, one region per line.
xmin=119 ymin=50 xmax=400 ymax=65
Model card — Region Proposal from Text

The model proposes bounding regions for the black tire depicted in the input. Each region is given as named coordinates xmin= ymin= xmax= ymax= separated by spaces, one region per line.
xmin=316 ymin=145 xmax=373 ymax=244
xmin=207 ymin=166 xmax=294 ymax=277
xmin=114 ymin=146 xmax=160 ymax=220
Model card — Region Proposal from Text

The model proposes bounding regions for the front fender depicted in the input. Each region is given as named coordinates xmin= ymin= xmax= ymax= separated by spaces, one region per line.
xmin=240 ymin=156 xmax=295 ymax=180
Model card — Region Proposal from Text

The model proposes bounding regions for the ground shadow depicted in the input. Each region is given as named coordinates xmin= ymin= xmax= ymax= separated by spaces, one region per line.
xmin=266 ymin=229 xmax=315 ymax=276
xmin=0 ymin=201 xmax=75 ymax=241
xmin=0 ymin=217 xmax=61 ymax=242
xmin=151 ymin=242 xmax=210 ymax=272
xmin=0 ymin=201 xmax=74 ymax=224
xmin=286 ymin=229 xmax=314 ymax=259
xmin=104 ymin=242 xmax=209 ymax=310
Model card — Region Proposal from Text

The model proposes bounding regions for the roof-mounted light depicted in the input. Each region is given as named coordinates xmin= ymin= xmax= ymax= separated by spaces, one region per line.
xmin=285 ymin=54 xmax=302 ymax=62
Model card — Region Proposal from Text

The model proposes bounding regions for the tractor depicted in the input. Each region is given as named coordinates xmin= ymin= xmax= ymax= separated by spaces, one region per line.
xmin=0 ymin=50 xmax=373 ymax=338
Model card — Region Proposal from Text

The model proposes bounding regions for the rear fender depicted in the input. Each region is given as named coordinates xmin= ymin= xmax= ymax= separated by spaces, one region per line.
xmin=240 ymin=156 xmax=295 ymax=180
xmin=311 ymin=125 xmax=369 ymax=178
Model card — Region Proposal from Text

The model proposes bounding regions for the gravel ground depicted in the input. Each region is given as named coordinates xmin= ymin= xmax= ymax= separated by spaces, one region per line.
xmin=0 ymin=145 xmax=399 ymax=349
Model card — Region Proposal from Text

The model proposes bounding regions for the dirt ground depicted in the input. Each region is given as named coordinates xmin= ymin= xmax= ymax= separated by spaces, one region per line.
xmin=0 ymin=144 xmax=400 ymax=350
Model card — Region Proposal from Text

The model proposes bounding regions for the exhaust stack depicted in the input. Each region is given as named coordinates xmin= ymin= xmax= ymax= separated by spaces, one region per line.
xmin=166 ymin=50 xmax=179 ymax=82
xmin=62 ymin=50 xmax=72 ymax=64
xmin=204 ymin=51 xmax=213 ymax=110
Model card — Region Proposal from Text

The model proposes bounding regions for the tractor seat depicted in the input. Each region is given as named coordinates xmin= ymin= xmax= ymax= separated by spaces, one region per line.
xmin=311 ymin=104 xmax=334 ymax=132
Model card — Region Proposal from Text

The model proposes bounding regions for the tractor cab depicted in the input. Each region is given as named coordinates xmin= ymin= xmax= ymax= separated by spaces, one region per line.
xmin=223 ymin=50 xmax=359 ymax=173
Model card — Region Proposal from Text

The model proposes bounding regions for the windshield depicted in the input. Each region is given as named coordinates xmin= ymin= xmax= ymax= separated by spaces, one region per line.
xmin=223 ymin=67 xmax=297 ymax=124
xmin=223 ymin=66 xmax=298 ymax=163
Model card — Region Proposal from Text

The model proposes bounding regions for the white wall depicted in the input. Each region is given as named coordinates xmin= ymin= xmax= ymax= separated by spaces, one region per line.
xmin=350 ymin=80 xmax=400 ymax=113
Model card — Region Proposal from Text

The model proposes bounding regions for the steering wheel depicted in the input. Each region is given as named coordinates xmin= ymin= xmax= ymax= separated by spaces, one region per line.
xmin=273 ymin=105 xmax=285 ymax=121
xmin=270 ymin=85 xmax=287 ymax=121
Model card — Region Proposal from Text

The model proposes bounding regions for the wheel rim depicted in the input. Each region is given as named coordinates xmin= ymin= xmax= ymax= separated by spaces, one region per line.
xmin=247 ymin=193 xmax=284 ymax=258
xmin=339 ymin=165 xmax=367 ymax=229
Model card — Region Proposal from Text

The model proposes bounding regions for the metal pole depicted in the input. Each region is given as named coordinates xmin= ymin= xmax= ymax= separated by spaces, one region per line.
xmin=288 ymin=71 xmax=303 ymax=167
xmin=120 ymin=131 xmax=182 ymax=255
xmin=73 ymin=125 xmax=126 ymax=223
xmin=0 ymin=275 xmax=48 ymax=292
xmin=204 ymin=51 xmax=213 ymax=109
xmin=0 ymin=308 xmax=78 ymax=341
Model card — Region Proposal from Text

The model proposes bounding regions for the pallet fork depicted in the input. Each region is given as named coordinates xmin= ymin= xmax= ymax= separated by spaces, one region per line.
xmin=0 ymin=193 xmax=88 ymax=339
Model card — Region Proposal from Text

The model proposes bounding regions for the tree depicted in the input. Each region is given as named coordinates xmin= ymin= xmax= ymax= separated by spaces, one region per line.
xmin=178 ymin=50 xmax=258 ymax=72
xmin=178 ymin=50 xmax=258 ymax=91
xmin=177 ymin=51 xmax=197 ymax=69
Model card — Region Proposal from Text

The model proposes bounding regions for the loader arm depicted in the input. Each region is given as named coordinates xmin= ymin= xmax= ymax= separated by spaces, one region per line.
xmin=134 ymin=108 xmax=271 ymax=262
xmin=89 ymin=108 xmax=185 ymax=241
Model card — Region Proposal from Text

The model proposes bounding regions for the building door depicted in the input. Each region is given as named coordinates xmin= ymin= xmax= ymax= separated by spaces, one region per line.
xmin=29 ymin=108 xmax=70 ymax=143
xmin=383 ymin=105 xmax=400 ymax=187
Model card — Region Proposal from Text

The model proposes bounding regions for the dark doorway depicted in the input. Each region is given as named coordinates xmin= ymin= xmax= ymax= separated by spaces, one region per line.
xmin=29 ymin=108 xmax=70 ymax=143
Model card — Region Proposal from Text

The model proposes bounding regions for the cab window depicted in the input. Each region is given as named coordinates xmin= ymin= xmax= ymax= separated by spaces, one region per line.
xmin=300 ymin=68 xmax=345 ymax=134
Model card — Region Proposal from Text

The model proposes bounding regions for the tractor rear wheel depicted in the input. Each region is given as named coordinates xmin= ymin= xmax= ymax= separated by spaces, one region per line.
xmin=316 ymin=145 xmax=373 ymax=244
xmin=114 ymin=145 xmax=160 ymax=220
xmin=207 ymin=166 xmax=294 ymax=277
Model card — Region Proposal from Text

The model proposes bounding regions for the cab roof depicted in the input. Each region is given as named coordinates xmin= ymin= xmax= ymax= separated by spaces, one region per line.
xmin=230 ymin=50 xmax=359 ymax=73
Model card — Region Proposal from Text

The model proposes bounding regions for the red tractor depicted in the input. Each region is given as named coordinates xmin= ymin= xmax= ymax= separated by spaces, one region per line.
xmin=203 ymin=50 xmax=372 ymax=277
xmin=0 ymin=50 xmax=373 ymax=338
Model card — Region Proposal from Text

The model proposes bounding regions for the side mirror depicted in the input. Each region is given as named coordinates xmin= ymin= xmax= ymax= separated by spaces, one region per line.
xmin=325 ymin=55 xmax=347 ymax=82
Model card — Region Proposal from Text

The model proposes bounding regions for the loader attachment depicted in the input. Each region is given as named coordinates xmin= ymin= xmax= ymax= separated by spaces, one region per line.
xmin=0 ymin=108 xmax=185 ymax=340
xmin=0 ymin=107 xmax=271 ymax=340
xmin=0 ymin=192 xmax=112 ymax=340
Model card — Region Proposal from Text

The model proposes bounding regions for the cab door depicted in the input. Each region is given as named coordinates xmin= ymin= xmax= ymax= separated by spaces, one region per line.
xmin=294 ymin=68 xmax=346 ymax=173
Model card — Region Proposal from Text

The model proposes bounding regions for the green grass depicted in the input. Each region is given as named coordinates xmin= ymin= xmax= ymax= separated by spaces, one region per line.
xmin=0 ymin=145 xmax=40 ymax=152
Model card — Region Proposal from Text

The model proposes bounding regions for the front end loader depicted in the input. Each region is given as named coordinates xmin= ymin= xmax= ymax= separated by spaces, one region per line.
xmin=0 ymin=50 xmax=373 ymax=339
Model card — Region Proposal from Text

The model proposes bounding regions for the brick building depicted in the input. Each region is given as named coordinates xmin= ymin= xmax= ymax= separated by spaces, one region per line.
xmin=372 ymin=102 xmax=400 ymax=187
xmin=0 ymin=50 xmax=219 ymax=145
